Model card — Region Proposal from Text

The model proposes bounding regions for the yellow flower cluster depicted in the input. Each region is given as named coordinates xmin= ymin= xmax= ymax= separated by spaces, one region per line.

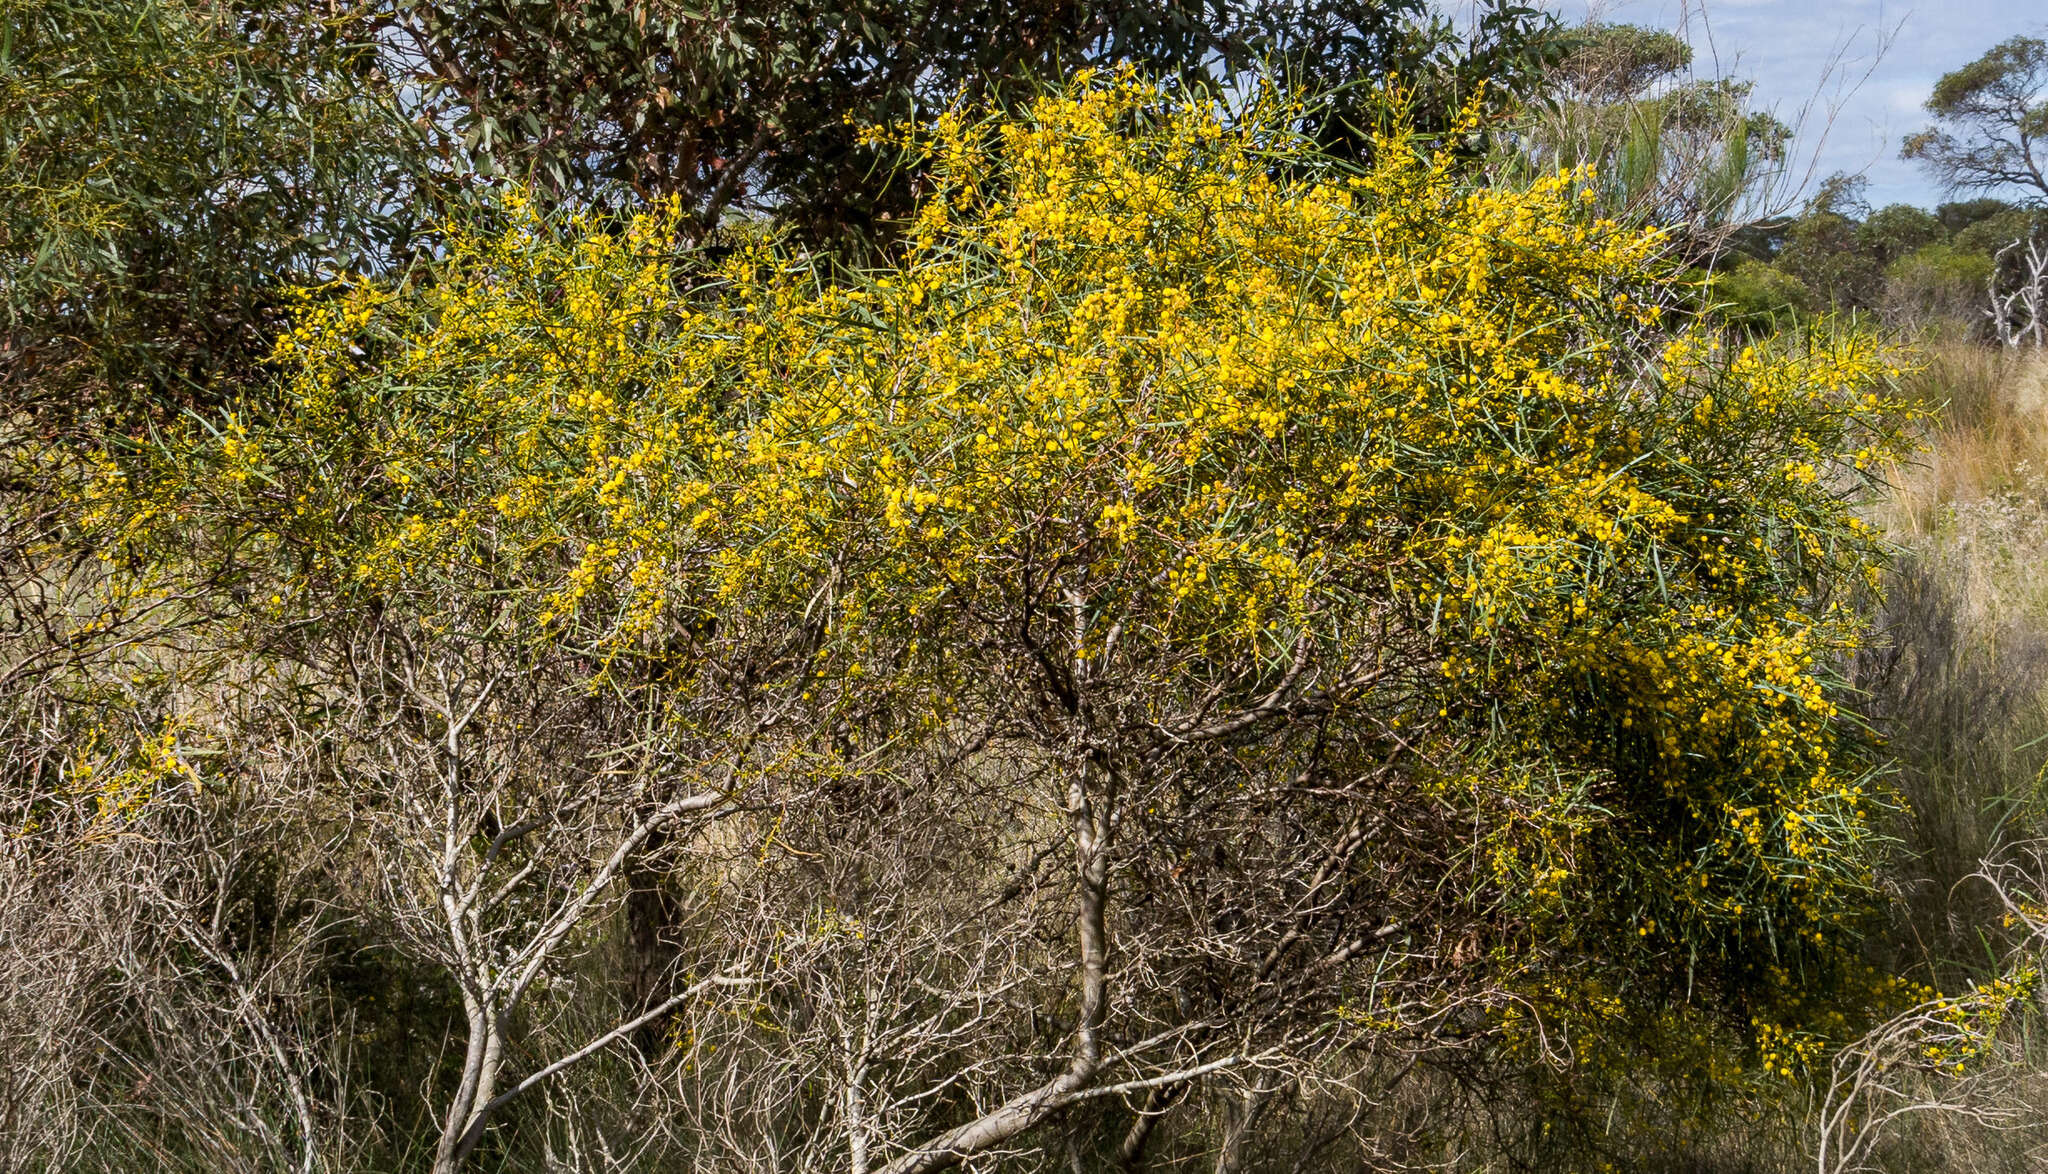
xmin=59 ymin=719 xmax=204 ymax=841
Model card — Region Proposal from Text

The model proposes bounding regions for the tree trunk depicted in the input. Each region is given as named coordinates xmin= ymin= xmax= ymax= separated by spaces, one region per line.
xmin=624 ymin=825 xmax=680 ymax=1058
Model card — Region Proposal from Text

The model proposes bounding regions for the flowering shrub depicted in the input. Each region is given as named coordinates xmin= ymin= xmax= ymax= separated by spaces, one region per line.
xmin=87 ymin=73 xmax=1920 ymax=1166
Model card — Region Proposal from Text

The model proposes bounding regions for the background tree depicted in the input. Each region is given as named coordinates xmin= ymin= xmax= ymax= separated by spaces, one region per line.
xmin=1508 ymin=21 xmax=1790 ymax=254
xmin=1697 ymin=178 xmax=2048 ymax=339
xmin=1773 ymin=175 xmax=1883 ymax=310
xmin=0 ymin=0 xmax=438 ymax=429
xmin=370 ymin=0 xmax=1563 ymax=245
xmin=1904 ymin=31 xmax=2048 ymax=205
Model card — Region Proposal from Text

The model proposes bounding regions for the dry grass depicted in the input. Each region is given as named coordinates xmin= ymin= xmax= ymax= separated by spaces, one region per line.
xmin=1876 ymin=344 xmax=2048 ymax=556
xmin=1840 ymin=341 xmax=2048 ymax=1171
xmin=1861 ymin=344 xmax=2048 ymax=965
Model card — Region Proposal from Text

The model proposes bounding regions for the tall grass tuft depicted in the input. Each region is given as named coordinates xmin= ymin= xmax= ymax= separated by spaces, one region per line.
xmin=1876 ymin=345 xmax=2048 ymax=548
xmin=1858 ymin=558 xmax=2048 ymax=974
xmin=1864 ymin=343 xmax=2048 ymax=972
xmin=1835 ymin=340 xmax=2048 ymax=1171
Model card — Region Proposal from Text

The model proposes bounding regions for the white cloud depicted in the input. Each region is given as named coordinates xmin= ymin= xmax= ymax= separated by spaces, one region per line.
xmin=1885 ymin=80 xmax=1931 ymax=116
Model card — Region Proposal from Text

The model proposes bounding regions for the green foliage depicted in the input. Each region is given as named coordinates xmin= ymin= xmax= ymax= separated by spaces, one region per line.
xmin=1551 ymin=21 xmax=1691 ymax=101
xmin=0 ymin=0 xmax=435 ymax=427
xmin=1952 ymin=205 xmax=2048 ymax=256
xmin=1936 ymin=197 xmax=2018 ymax=235
xmin=1885 ymin=243 xmax=1993 ymax=329
xmin=1711 ymin=256 xmax=1814 ymax=331
xmin=1858 ymin=204 xmax=1945 ymax=265
xmin=377 ymin=0 xmax=1564 ymax=243
xmin=1702 ymin=178 xmax=2028 ymax=337
xmin=1777 ymin=207 xmax=1883 ymax=311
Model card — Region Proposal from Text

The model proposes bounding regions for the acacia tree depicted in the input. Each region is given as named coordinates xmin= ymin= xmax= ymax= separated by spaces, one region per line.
xmin=78 ymin=77 xmax=1917 ymax=1169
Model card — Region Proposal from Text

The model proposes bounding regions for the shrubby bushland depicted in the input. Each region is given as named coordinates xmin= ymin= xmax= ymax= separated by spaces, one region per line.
xmin=32 ymin=74 xmax=1924 ymax=1171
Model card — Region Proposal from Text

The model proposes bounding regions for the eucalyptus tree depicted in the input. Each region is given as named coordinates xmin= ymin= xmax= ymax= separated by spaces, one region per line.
xmin=1904 ymin=31 xmax=2048 ymax=205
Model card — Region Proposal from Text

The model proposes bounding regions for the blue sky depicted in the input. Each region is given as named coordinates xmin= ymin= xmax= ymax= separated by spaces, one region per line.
xmin=1484 ymin=1 xmax=2046 ymax=212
